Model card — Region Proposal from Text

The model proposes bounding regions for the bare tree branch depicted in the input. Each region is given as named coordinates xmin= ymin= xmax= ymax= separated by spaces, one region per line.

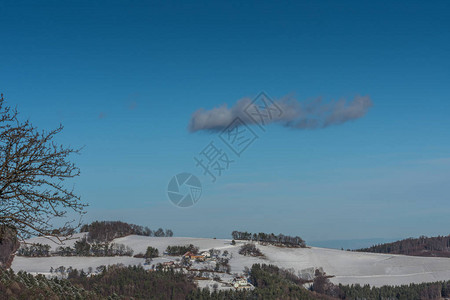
xmin=0 ymin=94 xmax=87 ymax=242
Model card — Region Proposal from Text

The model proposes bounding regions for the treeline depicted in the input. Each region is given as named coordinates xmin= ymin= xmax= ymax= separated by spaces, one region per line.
xmin=356 ymin=235 xmax=450 ymax=257
xmin=17 ymin=243 xmax=51 ymax=257
xmin=231 ymin=230 xmax=306 ymax=247
xmin=18 ymin=239 xmax=134 ymax=257
xmin=80 ymin=220 xmax=173 ymax=242
xmin=165 ymin=244 xmax=199 ymax=256
xmin=60 ymin=238 xmax=134 ymax=256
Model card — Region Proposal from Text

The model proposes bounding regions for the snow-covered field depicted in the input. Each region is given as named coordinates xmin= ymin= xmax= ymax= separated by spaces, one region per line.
xmin=11 ymin=235 xmax=450 ymax=287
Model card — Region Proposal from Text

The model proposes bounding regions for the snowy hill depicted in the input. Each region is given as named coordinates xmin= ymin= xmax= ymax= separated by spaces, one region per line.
xmin=11 ymin=235 xmax=450 ymax=287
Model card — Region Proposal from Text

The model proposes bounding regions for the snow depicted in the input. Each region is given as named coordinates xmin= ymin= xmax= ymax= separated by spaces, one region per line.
xmin=11 ymin=235 xmax=450 ymax=287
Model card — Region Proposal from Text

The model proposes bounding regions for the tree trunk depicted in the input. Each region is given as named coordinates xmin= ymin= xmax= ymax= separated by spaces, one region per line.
xmin=0 ymin=226 xmax=20 ymax=269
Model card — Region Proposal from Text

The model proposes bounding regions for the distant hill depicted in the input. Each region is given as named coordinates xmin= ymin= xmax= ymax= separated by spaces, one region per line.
xmin=356 ymin=235 xmax=450 ymax=257
xmin=309 ymin=238 xmax=400 ymax=250
xmin=13 ymin=235 xmax=450 ymax=287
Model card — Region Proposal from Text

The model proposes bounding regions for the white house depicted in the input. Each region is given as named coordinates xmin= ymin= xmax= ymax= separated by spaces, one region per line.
xmin=201 ymin=251 xmax=211 ymax=258
xmin=232 ymin=277 xmax=249 ymax=288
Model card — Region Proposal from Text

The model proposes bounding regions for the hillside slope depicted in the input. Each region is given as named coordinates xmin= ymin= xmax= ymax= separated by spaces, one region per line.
xmin=356 ymin=235 xmax=450 ymax=257
xmin=11 ymin=235 xmax=450 ymax=287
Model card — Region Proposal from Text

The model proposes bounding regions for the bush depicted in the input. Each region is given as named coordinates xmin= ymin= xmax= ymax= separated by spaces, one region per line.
xmin=239 ymin=243 xmax=263 ymax=257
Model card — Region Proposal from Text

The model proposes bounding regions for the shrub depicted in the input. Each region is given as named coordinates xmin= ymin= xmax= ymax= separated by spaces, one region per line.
xmin=239 ymin=243 xmax=263 ymax=257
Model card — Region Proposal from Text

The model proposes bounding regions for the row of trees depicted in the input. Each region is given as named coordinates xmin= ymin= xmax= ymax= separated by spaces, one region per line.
xmin=231 ymin=230 xmax=306 ymax=247
xmin=165 ymin=244 xmax=199 ymax=256
xmin=17 ymin=238 xmax=134 ymax=257
xmin=17 ymin=243 xmax=51 ymax=257
xmin=57 ymin=239 xmax=133 ymax=257
xmin=49 ymin=265 xmax=106 ymax=277
xmin=356 ymin=235 xmax=450 ymax=257
xmin=80 ymin=221 xmax=173 ymax=242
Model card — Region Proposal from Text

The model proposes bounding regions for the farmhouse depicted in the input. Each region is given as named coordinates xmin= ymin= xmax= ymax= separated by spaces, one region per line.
xmin=201 ymin=251 xmax=211 ymax=258
xmin=183 ymin=251 xmax=205 ymax=261
xmin=232 ymin=276 xmax=250 ymax=289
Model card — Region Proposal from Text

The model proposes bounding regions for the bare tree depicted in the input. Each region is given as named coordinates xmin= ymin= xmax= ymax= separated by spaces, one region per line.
xmin=0 ymin=94 xmax=86 ymax=240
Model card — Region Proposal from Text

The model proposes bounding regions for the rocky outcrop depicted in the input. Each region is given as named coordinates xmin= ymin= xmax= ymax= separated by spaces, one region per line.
xmin=0 ymin=226 xmax=19 ymax=269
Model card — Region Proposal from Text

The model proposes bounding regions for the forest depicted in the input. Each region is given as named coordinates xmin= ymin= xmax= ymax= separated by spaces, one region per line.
xmin=356 ymin=235 xmax=450 ymax=257
xmin=2 ymin=262 xmax=450 ymax=299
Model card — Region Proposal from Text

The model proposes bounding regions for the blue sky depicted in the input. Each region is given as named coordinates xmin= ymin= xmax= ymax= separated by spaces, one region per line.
xmin=1 ymin=1 xmax=449 ymax=245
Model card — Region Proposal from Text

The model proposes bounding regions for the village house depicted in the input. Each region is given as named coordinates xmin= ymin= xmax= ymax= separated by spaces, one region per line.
xmin=232 ymin=276 xmax=250 ymax=289
xmin=183 ymin=251 xmax=205 ymax=261
xmin=201 ymin=251 xmax=211 ymax=258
